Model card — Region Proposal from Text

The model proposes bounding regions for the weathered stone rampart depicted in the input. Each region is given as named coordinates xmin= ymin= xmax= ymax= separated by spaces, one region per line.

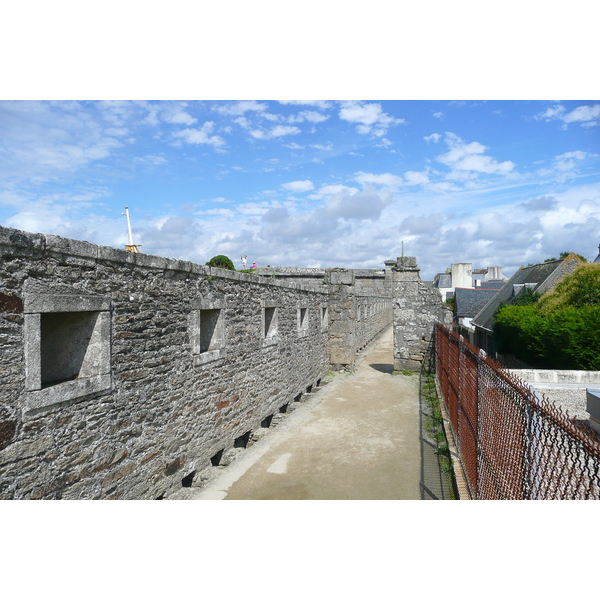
xmin=255 ymin=266 xmax=392 ymax=296
xmin=0 ymin=225 xmax=391 ymax=499
xmin=392 ymin=256 xmax=452 ymax=371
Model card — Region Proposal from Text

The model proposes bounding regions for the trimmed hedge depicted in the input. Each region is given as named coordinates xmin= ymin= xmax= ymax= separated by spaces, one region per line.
xmin=493 ymin=304 xmax=600 ymax=370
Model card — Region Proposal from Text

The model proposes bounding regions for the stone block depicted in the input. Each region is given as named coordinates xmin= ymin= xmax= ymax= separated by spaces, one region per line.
xmin=45 ymin=234 xmax=99 ymax=260
xmin=587 ymin=389 xmax=600 ymax=432
xmin=0 ymin=226 xmax=46 ymax=253
xmin=327 ymin=270 xmax=355 ymax=286
xmin=396 ymin=256 xmax=417 ymax=269
xmin=97 ymin=245 xmax=135 ymax=264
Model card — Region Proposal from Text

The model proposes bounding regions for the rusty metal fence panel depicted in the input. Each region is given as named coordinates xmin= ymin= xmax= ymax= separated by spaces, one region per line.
xmin=434 ymin=323 xmax=600 ymax=500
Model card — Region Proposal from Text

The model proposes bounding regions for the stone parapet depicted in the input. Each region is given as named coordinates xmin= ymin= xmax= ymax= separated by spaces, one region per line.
xmin=392 ymin=257 xmax=452 ymax=371
xmin=0 ymin=225 xmax=330 ymax=499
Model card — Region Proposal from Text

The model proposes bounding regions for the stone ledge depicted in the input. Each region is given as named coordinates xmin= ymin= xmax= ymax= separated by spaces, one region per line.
xmin=24 ymin=294 xmax=111 ymax=314
xmin=22 ymin=373 xmax=112 ymax=416
xmin=193 ymin=349 xmax=226 ymax=366
xmin=261 ymin=336 xmax=280 ymax=349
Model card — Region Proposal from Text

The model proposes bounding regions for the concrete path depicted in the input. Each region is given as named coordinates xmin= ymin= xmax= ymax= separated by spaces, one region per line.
xmin=189 ymin=325 xmax=421 ymax=500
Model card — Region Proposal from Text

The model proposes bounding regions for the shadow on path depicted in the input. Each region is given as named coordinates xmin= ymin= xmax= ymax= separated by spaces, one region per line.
xmin=369 ymin=363 xmax=394 ymax=374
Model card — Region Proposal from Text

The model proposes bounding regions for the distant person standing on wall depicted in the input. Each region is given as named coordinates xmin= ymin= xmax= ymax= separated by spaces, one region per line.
xmin=241 ymin=255 xmax=248 ymax=269
xmin=252 ymin=262 xmax=257 ymax=269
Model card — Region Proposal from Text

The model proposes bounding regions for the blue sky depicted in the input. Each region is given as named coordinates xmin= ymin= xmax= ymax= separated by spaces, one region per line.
xmin=1 ymin=99 xmax=598 ymax=279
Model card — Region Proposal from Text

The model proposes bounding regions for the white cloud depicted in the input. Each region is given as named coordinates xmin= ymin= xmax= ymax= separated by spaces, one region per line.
xmin=236 ymin=201 xmax=281 ymax=215
xmin=161 ymin=103 xmax=198 ymax=126
xmin=250 ymin=125 xmax=301 ymax=140
xmin=133 ymin=155 xmax=168 ymax=166
xmin=233 ymin=117 xmax=251 ymax=129
xmin=212 ymin=101 xmax=268 ymax=116
xmin=535 ymin=103 xmax=600 ymax=128
xmin=424 ymin=133 xmax=441 ymax=143
xmin=288 ymin=110 xmax=329 ymax=124
xmin=325 ymin=187 xmax=392 ymax=221
xmin=376 ymin=138 xmax=393 ymax=148
xmin=436 ymin=132 xmax=515 ymax=175
xmin=549 ymin=150 xmax=597 ymax=181
xmin=0 ymin=101 xmax=123 ymax=181
xmin=554 ymin=150 xmax=588 ymax=171
xmin=400 ymin=213 xmax=443 ymax=234
xmin=104 ymin=127 xmax=130 ymax=137
xmin=536 ymin=105 xmax=566 ymax=121
xmin=339 ymin=101 xmax=404 ymax=136
xmin=310 ymin=143 xmax=333 ymax=151
xmin=404 ymin=171 xmax=429 ymax=185
xmin=163 ymin=111 xmax=197 ymax=126
xmin=433 ymin=112 xmax=444 ymax=119
xmin=270 ymin=125 xmax=301 ymax=138
xmin=172 ymin=122 xmax=225 ymax=147
xmin=354 ymin=172 xmax=403 ymax=188
xmin=262 ymin=112 xmax=283 ymax=122
xmin=301 ymin=111 xmax=329 ymax=123
xmin=308 ymin=184 xmax=358 ymax=200
xmin=197 ymin=208 xmax=235 ymax=217
xmin=282 ymin=180 xmax=315 ymax=192
xmin=278 ymin=101 xmax=333 ymax=110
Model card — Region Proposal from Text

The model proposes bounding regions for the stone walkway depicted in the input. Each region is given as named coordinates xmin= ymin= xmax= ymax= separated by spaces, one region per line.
xmin=185 ymin=325 xmax=423 ymax=500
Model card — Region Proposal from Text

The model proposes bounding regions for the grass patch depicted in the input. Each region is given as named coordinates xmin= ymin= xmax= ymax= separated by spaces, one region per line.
xmin=421 ymin=373 xmax=456 ymax=496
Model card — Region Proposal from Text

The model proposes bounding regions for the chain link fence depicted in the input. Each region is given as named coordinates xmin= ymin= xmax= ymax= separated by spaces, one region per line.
xmin=435 ymin=323 xmax=600 ymax=499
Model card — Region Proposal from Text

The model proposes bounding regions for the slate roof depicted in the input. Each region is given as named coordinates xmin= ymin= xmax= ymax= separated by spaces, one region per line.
xmin=433 ymin=273 xmax=452 ymax=288
xmin=471 ymin=255 xmax=582 ymax=331
xmin=479 ymin=281 xmax=505 ymax=290
xmin=454 ymin=287 xmax=499 ymax=318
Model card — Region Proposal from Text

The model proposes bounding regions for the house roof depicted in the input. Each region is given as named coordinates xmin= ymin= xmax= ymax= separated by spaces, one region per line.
xmin=433 ymin=273 xmax=452 ymax=288
xmin=454 ymin=287 xmax=499 ymax=318
xmin=479 ymin=281 xmax=505 ymax=290
xmin=471 ymin=254 xmax=583 ymax=331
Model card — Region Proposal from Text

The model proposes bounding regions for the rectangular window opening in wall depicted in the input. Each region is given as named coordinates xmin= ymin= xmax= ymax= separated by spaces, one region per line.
xmin=261 ymin=304 xmax=279 ymax=347
xmin=264 ymin=307 xmax=277 ymax=337
xmin=40 ymin=311 xmax=101 ymax=388
xmin=192 ymin=300 xmax=225 ymax=365
xmin=321 ymin=306 xmax=328 ymax=330
xmin=297 ymin=306 xmax=308 ymax=336
xmin=23 ymin=293 xmax=111 ymax=415
xmin=200 ymin=308 xmax=223 ymax=353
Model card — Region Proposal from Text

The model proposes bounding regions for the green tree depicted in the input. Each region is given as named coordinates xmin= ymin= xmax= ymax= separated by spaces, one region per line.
xmin=206 ymin=255 xmax=235 ymax=271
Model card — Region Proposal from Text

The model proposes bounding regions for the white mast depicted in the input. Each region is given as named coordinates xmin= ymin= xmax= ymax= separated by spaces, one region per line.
xmin=123 ymin=206 xmax=141 ymax=253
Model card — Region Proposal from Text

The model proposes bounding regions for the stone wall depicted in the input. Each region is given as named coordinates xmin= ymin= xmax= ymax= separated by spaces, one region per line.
xmin=254 ymin=266 xmax=392 ymax=296
xmin=324 ymin=268 xmax=392 ymax=367
xmin=0 ymin=225 xmax=391 ymax=499
xmin=392 ymin=257 xmax=452 ymax=371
